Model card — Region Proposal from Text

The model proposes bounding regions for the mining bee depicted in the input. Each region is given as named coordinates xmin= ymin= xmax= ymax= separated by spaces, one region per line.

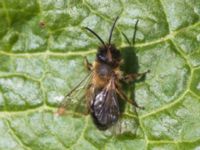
xmin=57 ymin=16 xmax=149 ymax=130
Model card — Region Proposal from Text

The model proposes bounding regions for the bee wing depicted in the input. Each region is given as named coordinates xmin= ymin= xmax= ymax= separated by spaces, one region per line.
xmin=57 ymin=72 xmax=93 ymax=115
xmin=91 ymin=81 xmax=120 ymax=129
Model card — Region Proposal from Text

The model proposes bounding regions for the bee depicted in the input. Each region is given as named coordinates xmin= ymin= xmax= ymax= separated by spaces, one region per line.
xmin=58 ymin=16 xmax=149 ymax=130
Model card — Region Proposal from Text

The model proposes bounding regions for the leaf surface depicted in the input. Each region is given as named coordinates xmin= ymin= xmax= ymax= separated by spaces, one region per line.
xmin=0 ymin=0 xmax=200 ymax=150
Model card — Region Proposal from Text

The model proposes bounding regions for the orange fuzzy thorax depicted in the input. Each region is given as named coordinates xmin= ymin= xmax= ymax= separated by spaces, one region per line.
xmin=92 ymin=61 xmax=122 ymax=89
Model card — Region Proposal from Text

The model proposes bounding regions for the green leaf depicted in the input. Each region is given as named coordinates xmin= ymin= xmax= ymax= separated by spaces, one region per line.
xmin=0 ymin=0 xmax=200 ymax=150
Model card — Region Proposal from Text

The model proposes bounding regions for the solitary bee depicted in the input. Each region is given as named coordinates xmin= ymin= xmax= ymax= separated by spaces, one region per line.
xmin=58 ymin=16 xmax=149 ymax=130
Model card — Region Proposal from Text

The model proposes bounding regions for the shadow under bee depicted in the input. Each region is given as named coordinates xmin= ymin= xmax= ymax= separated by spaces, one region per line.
xmin=120 ymin=46 xmax=139 ymax=114
xmin=112 ymin=46 xmax=148 ymax=136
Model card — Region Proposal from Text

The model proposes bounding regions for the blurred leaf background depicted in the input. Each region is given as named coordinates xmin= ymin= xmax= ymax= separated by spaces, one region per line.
xmin=0 ymin=0 xmax=200 ymax=150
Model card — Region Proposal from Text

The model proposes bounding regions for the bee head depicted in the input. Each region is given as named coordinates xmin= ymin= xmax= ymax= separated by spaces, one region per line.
xmin=97 ymin=44 xmax=121 ymax=67
xmin=84 ymin=16 xmax=121 ymax=67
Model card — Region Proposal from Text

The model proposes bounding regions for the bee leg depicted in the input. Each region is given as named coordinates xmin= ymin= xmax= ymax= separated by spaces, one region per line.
xmin=123 ymin=70 xmax=150 ymax=83
xmin=84 ymin=56 xmax=93 ymax=71
xmin=116 ymin=88 xmax=144 ymax=109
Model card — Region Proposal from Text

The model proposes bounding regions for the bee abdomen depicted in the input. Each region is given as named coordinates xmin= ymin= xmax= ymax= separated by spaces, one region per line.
xmin=90 ymin=89 xmax=120 ymax=130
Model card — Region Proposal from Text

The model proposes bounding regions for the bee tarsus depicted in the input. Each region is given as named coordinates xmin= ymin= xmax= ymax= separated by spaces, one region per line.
xmin=123 ymin=69 xmax=150 ymax=83
xmin=116 ymin=88 xmax=144 ymax=110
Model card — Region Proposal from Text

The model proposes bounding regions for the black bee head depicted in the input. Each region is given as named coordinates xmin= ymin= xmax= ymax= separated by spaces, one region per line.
xmin=97 ymin=44 xmax=121 ymax=67
xmin=84 ymin=16 xmax=121 ymax=67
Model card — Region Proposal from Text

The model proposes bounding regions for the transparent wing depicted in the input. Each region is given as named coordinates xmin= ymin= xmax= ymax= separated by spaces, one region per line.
xmin=91 ymin=88 xmax=120 ymax=129
xmin=57 ymin=72 xmax=93 ymax=115
xmin=90 ymin=77 xmax=121 ymax=129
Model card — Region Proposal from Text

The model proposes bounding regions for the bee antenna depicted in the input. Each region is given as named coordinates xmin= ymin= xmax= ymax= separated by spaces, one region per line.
xmin=132 ymin=19 xmax=139 ymax=45
xmin=84 ymin=27 xmax=106 ymax=47
xmin=108 ymin=16 xmax=119 ymax=45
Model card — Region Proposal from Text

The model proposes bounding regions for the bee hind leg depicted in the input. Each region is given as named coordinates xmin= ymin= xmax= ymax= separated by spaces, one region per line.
xmin=84 ymin=56 xmax=93 ymax=71
xmin=116 ymin=88 xmax=144 ymax=109
xmin=123 ymin=70 xmax=150 ymax=83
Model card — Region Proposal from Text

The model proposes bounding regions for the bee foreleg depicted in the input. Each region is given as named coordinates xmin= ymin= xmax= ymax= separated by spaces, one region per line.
xmin=84 ymin=56 xmax=93 ymax=71
xmin=116 ymin=88 xmax=144 ymax=109
xmin=123 ymin=70 xmax=150 ymax=83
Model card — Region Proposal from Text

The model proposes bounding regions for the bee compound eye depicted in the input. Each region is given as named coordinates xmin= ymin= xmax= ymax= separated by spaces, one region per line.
xmin=97 ymin=54 xmax=106 ymax=62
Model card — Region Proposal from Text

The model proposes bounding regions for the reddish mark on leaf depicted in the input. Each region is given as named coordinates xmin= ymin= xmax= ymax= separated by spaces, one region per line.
xmin=39 ymin=21 xmax=46 ymax=28
xmin=55 ymin=107 xmax=66 ymax=116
